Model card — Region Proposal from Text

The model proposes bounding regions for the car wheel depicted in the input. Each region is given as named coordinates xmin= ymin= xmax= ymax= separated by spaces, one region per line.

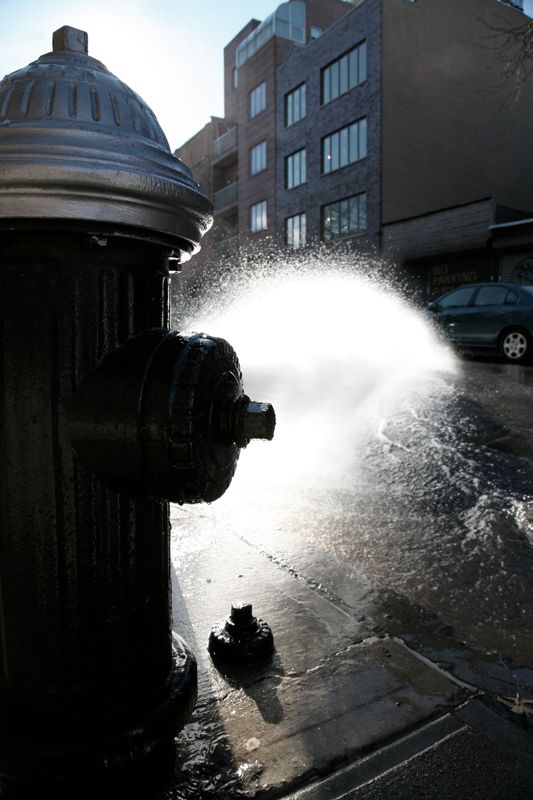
xmin=499 ymin=329 xmax=530 ymax=363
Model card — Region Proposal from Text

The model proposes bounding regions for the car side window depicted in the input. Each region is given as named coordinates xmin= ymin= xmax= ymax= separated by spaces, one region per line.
xmin=438 ymin=287 xmax=474 ymax=309
xmin=473 ymin=286 xmax=508 ymax=306
xmin=505 ymin=290 xmax=518 ymax=305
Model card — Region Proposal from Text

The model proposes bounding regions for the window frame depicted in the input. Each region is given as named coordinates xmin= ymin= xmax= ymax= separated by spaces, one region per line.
xmin=321 ymin=193 xmax=367 ymax=241
xmin=322 ymin=118 xmax=367 ymax=174
xmin=250 ymin=81 xmax=267 ymax=118
xmin=250 ymin=200 xmax=268 ymax=233
xmin=321 ymin=40 xmax=367 ymax=105
xmin=285 ymin=148 xmax=307 ymax=190
xmin=285 ymin=82 xmax=307 ymax=127
xmin=250 ymin=140 xmax=267 ymax=176
xmin=286 ymin=212 xmax=307 ymax=249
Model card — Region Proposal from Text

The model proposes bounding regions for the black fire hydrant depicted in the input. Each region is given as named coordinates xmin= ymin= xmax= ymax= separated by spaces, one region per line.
xmin=0 ymin=27 xmax=274 ymax=796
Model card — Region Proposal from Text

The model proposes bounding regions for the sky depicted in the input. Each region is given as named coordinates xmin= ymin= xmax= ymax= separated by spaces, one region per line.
xmin=0 ymin=0 xmax=277 ymax=150
xmin=1 ymin=0 xmax=533 ymax=151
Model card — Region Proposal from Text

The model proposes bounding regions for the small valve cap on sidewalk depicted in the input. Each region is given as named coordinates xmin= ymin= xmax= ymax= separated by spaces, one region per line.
xmin=208 ymin=602 xmax=274 ymax=664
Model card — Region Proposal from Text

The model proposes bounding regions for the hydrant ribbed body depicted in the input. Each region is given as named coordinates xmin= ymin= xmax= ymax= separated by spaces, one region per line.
xmin=0 ymin=27 xmax=274 ymax=796
xmin=0 ymin=230 xmax=192 ymax=792
xmin=1 ymin=231 xmax=171 ymax=699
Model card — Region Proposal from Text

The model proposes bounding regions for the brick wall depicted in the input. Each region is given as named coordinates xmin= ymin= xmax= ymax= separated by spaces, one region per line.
xmin=382 ymin=0 xmax=533 ymax=222
xmin=382 ymin=198 xmax=494 ymax=260
xmin=276 ymin=0 xmax=382 ymax=253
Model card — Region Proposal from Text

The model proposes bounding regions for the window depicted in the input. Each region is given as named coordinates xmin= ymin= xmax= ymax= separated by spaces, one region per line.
xmin=321 ymin=41 xmax=367 ymax=104
xmin=251 ymin=200 xmax=267 ymax=232
xmin=232 ymin=67 xmax=238 ymax=89
xmin=474 ymin=285 xmax=510 ymax=306
xmin=236 ymin=2 xmax=305 ymax=67
xmin=250 ymin=82 xmax=266 ymax=118
xmin=285 ymin=83 xmax=306 ymax=127
xmin=322 ymin=118 xmax=367 ymax=174
xmin=286 ymin=148 xmax=307 ymax=189
xmin=275 ymin=0 xmax=305 ymax=42
xmin=250 ymin=141 xmax=267 ymax=175
xmin=286 ymin=213 xmax=307 ymax=248
xmin=473 ymin=286 xmax=519 ymax=306
xmin=439 ymin=287 xmax=475 ymax=309
xmin=321 ymin=193 xmax=367 ymax=240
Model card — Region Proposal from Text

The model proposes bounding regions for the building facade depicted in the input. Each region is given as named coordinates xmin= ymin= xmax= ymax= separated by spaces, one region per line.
xmin=276 ymin=2 xmax=382 ymax=251
xmin=175 ymin=0 xmax=533 ymax=299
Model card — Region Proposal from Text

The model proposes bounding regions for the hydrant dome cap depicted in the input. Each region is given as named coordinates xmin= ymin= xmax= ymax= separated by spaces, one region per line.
xmin=0 ymin=26 xmax=213 ymax=254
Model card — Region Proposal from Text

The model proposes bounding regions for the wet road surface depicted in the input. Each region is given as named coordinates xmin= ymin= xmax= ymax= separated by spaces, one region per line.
xmin=167 ymin=351 xmax=533 ymax=798
xmin=294 ymin=356 xmax=533 ymax=669
xmin=175 ymin=356 xmax=533 ymax=674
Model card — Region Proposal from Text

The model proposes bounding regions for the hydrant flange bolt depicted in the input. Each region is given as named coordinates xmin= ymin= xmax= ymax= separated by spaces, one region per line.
xmin=208 ymin=602 xmax=275 ymax=664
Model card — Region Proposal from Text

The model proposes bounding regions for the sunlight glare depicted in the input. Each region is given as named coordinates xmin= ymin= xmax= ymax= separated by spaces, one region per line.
xmin=185 ymin=262 xmax=457 ymax=494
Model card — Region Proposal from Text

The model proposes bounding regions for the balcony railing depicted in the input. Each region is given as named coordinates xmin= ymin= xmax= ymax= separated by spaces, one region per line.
xmin=214 ymin=181 xmax=238 ymax=212
xmin=213 ymin=126 xmax=238 ymax=161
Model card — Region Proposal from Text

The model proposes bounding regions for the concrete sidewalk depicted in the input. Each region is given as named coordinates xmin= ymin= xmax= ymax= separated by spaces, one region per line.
xmin=286 ymin=700 xmax=533 ymax=799
xmin=166 ymin=508 xmax=533 ymax=799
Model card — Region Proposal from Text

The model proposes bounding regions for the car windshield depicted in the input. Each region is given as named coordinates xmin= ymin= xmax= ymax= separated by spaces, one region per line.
xmin=521 ymin=286 xmax=533 ymax=298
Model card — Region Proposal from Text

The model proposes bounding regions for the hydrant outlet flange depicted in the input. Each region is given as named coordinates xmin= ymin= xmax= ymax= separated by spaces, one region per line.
xmin=69 ymin=330 xmax=276 ymax=503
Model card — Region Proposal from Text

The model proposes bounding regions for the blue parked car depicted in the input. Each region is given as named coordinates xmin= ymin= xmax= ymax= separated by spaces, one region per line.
xmin=427 ymin=282 xmax=533 ymax=363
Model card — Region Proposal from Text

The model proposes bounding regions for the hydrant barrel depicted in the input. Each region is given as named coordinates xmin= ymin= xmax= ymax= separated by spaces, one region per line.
xmin=0 ymin=26 xmax=275 ymax=797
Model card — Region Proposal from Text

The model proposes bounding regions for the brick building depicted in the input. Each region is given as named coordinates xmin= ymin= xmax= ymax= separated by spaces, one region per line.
xmin=175 ymin=0 xmax=533 ymax=299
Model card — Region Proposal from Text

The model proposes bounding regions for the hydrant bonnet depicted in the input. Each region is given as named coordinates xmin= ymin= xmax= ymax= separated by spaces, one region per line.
xmin=0 ymin=25 xmax=213 ymax=257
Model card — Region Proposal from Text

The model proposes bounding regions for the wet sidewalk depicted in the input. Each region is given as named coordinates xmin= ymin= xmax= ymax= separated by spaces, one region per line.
xmin=166 ymin=509 xmax=533 ymax=799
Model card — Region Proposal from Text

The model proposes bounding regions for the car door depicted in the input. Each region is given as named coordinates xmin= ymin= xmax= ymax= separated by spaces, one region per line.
xmin=432 ymin=285 xmax=477 ymax=343
xmin=461 ymin=285 xmax=515 ymax=346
